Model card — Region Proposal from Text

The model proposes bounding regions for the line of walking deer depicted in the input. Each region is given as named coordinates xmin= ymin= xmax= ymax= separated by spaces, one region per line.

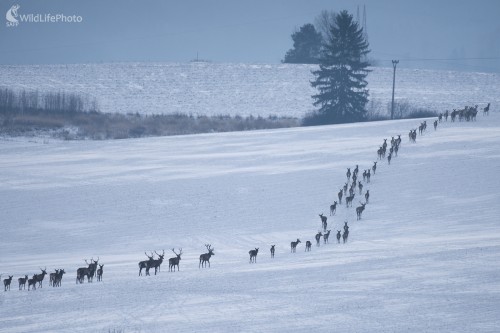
xmin=3 ymin=104 xmax=490 ymax=290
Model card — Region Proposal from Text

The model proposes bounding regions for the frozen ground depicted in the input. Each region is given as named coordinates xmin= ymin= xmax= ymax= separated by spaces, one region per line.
xmin=1 ymin=62 xmax=499 ymax=117
xmin=0 ymin=111 xmax=499 ymax=332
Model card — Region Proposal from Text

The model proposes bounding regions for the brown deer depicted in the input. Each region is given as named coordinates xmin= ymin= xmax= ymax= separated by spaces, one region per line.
xmin=3 ymin=275 xmax=13 ymax=291
xmin=323 ymin=230 xmax=331 ymax=244
xmin=18 ymin=275 xmax=29 ymax=290
xmin=96 ymin=265 xmax=104 ymax=282
xmin=356 ymin=202 xmax=366 ymax=220
xmin=199 ymin=244 xmax=215 ymax=268
xmin=290 ymin=239 xmax=301 ymax=253
xmin=34 ymin=267 xmax=47 ymax=288
xmin=138 ymin=252 xmax=155 ymax=276
xmin=315 ymin=231 xmax=323 ymax=246
xmin=330 ymin=201 xmax=338 ymax=216
xmin=169 ymin=248 xmax=183 ymax=272
xmin=249 ymin=248 xmax=259 ymax=263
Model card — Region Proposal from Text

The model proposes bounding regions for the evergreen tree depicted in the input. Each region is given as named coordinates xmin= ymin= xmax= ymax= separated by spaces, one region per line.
xmin=309 ymin=10 xmax=370 ymax=124
xmin=283 ymin=24 xmax=322 ymax=64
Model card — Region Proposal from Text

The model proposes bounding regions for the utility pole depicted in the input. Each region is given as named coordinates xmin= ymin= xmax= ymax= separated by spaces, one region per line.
xmin=391 ymin=60 xmax=399 ymax=120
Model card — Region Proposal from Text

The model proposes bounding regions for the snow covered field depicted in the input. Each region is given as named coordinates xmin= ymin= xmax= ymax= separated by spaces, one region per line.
xmin=1 ymin=111 xmax=500 ymax=332
xmin=1 ymin=62 xmax=499 ymax=117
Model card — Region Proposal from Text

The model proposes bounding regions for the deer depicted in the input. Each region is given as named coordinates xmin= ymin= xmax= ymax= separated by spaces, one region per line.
xmin=315 ymin=231 xmax=323 ymax=246
xmin=483 ymin=102 xmax=490 ymax=116
xmin=3 ymin=275 xmax=13 ymax=291
xmin=249 ymin=248 xmax=259 ymax=263
xmin=88 ymin=257 xmax=99 ymax=279
xmin=366 ymin=170 xmax=371 ymax=183
xmin=342 ymin=229 xmax=349 ymax=243
xmin=77 ymin=260 xmax=94 ymax=283
xmin=336 ymin=230 xmax=341 ymax=243
xmin=49 ymin=269 xmax=60 ymax=286
xmin=96 ymin=265 xmax=104 ymax=282
xmin=34 ymin=267 xmax=47 ymax=288
xmin=139 ymin=252 xmax=155 ymax=276
xmin=365 ymin=190 xmax=370 ymax=204
xmin=323 ymin=230 xmax=331 ymax=244
xmin=358 ymin=181 xmax=363 ymax=195
xmin=434 ymin=120 xmax=438 ymax=130
xmin=169 ymin=248 xmax=182 ymax=272
xmin=346 ymin=193 xmax=355 ymax=207
xmin=319 ymin=213 xmax=328 ymax=232
xmin=387 ymin=152 xmax=392 ymax=165
xmin=270 ymin=245 xmax=275 ymax=258
xmin=305 ymin=241 xmax=312 ymax=252
xmin=338 ymin=189 xmax=343 ymax=204
xmin=199 ymin=244 xmax=215 ymax=268
xmin=356 ymin=202 xmax=366 ymax=220
xmin=53 ymin=269 xmax=65 ymax=287
xmin=346 ymin=168 xmax=351 ymax=180
xmin=150 ymin=250 xmax=165 ymax=275
xmin=330 ymin=201 xmax=338 ymax=216
xmin=290 ymin=239 xmax=301 ymax=253
xmin=18 ymin=275 xmax=29 ymax=290
xmin=343 ymin=221 xmax=349 ymax=233
xmin=28 ymin=275 xmax=37 ymax=290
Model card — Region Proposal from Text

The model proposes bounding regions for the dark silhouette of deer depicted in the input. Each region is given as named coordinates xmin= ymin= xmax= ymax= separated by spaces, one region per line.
xmin=4 ymin=275 xmax=13 ymax=291
xmin=199 ymin=244 xmax=215 ymax=268
xmin=18 ymin=275 xmax=28 ymax=290
xmin=305 ymin=241 xmax=312 ymax=252
xmin=96 ymin=265 xmax=104 ymax=282
xmin=77 ymin=260 xmax=95 ymax=283
xmin=330 ymin=201 xmax=338 ymax=216
xmin=319 ymin=213 xmax=328 ymax=232
xmin=270 ymin=245 xmax=275 ymax=258
xmin=323 ymin=230 xmax=331 ymax=244
xmin=434 ymin=120 xmax=438 ymax=130
xmin=336 ymin=230 xmax=341 ymax=243
xmin=138 ymin=252 xmax=155 ymax=276
xmin=290 ymin=239 xmax=301 ymax=253
xmin=53 ymin=269 xmax=65 ymax=287
xmin=28 ymin=275 xmax=37 ymax=290
xmin=343 ymin=221 xmax=349 ymax=233
xmin=169 ymin=248 xmax=183 ymax=272
xmin=315 ymin=232 xmax=323 ymax=246
xmin=34 ymin=267 xmax=47 ymax=288
xmin=338 ymin=189 xmax=343 ymax=204
xmin=49 ymin=269 xmax=59 ymax=286
xmin=358 ymin=181 xmax=363 ymax=195
xmin=356 ymin=202 xmax=366 ymax=220
xmin=150 ymin=250 xmax=165 ymax=275
xmin=88 ymin=257 xmax=99 ymax=279
xmin=342 ymin=229 xmax=349 ymax=243
xmin=249 ymin=248 xmax=259 ymax=263
xmin=483 ymin=102 xmax=490 ymax=116
xmin=387 ymin=153 xmax=392 ymax=165
xmin=346 ymin=168 xmax=351 ymax=180
xmin=365 ymin=190 xmax=370 ymax=204
xmin=346 ymin=193 xmax=355 ymax=207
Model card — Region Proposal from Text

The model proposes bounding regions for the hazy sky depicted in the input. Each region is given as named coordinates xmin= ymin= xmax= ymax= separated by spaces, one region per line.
xmin=1 ymin=0 xmax=499 ymax=71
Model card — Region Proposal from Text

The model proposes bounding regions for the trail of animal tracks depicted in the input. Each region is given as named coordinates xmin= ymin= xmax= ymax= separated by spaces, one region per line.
xmin=1 ymin=114 xmax=500 ymax=332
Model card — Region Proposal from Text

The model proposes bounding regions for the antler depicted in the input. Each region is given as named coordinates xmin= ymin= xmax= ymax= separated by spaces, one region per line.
xmin=205 ymin=244 xmax=212 ymax=251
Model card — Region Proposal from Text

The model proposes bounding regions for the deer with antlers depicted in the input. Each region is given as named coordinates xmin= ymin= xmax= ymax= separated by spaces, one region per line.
xmin=139 ymin=252 xmax=155 ymax=276
xmin=249 ymin=248 xmax=259 ymax=263
xmin=169 ymin=248 xmax=183 ymax=272
xmin=356 ymin=202 xmax=366 ymax=220
xmin=34 ymin=267 xmax=47 ymax=288
xmin=199 ymin=244 xmax=215 ymax=268
xmin=150 ymin=251 xmax=165 ymax=275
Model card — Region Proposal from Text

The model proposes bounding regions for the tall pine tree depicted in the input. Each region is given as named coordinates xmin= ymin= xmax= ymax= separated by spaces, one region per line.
xmin=309 ymin=10 xmax=370 ymax=124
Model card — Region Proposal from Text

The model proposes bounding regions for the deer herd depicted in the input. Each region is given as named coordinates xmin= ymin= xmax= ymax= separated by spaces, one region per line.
xmin=2 ymin=103 xmax=491 ymax=292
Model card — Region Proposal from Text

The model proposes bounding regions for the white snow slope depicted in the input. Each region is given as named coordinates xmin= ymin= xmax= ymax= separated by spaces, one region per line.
xmin=1 ymin=113 xmax=500 ymax=332
xmin=1 ymin=62 xmax=499 ymax=117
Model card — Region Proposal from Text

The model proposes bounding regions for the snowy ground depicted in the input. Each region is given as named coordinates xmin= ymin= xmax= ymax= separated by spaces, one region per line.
xmin=1 ymin=62 xmax=499 ymax=117
xmin=1 ymin=112 xmax=499 ymax=332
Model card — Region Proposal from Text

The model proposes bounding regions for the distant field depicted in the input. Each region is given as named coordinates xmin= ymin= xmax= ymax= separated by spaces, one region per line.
xmin=1 ymin=63 xmax=498 ymax=117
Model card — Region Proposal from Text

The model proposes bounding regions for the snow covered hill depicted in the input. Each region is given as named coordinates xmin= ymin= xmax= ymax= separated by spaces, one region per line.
xmin=1 ymin=62 xmax=499 ymax=117
xmin=1 ymin=112 xmax=499 ymax=332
